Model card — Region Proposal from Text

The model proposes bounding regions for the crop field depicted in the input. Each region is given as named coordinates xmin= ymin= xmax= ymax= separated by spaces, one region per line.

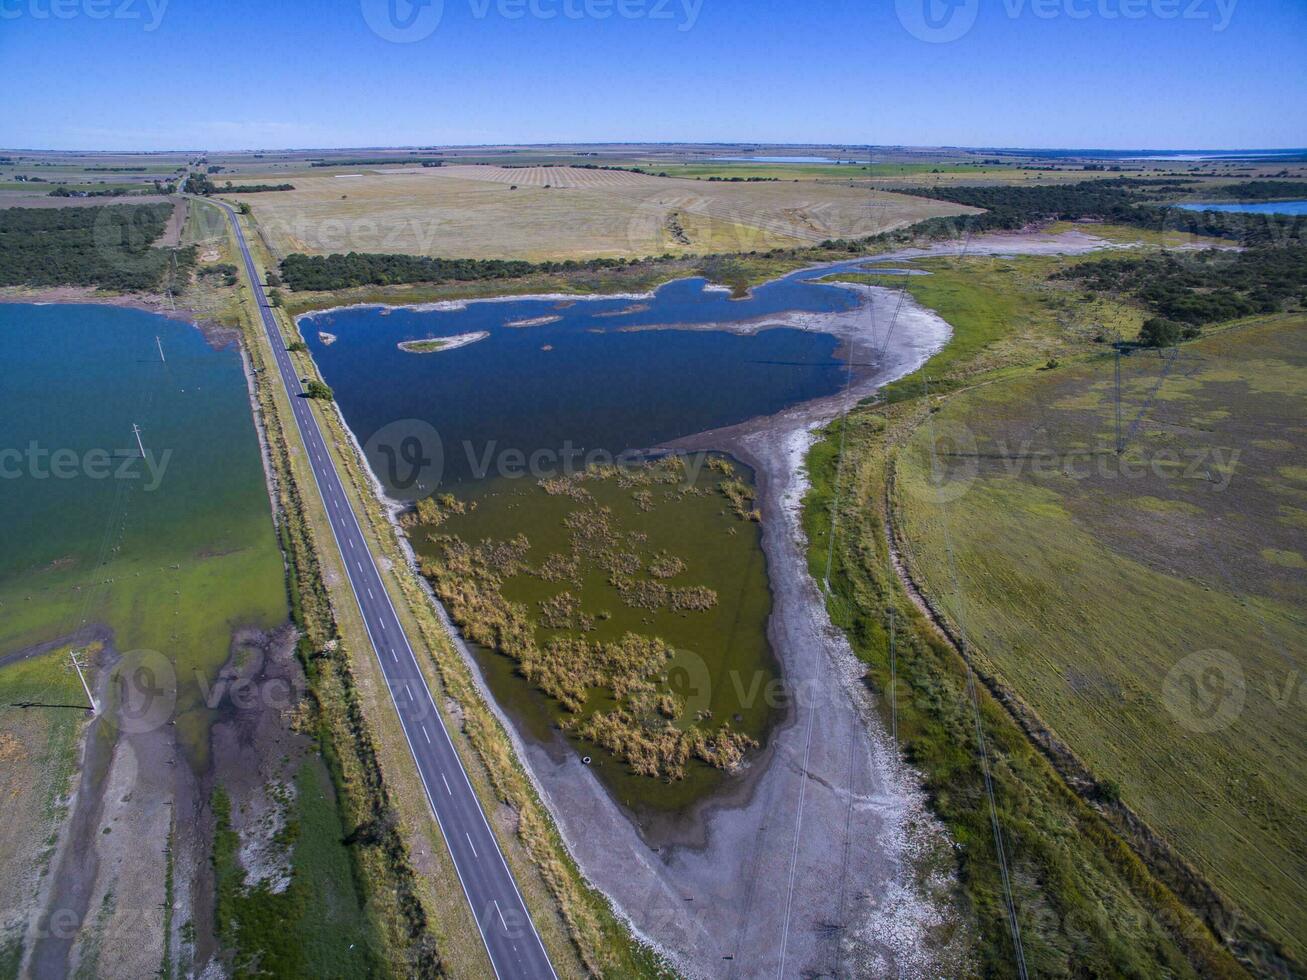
xmin=894 ymin=314 xmax=1307 ymax=964
xmin=226 ymin=165 xmax=973 ymax=261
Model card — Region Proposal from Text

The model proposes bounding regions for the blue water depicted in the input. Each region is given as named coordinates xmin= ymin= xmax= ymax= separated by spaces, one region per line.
xmin=709 ymin=155 xmax=844 ymax=164
xmin=302 ymin=261 xmax=880 ymax=490
xmin=1177 ymin=200 xmax=1307 ymax=215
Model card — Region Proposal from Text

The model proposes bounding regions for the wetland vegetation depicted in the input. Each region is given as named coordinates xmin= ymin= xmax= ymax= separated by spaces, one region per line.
xmin=415 ymin=457 xmax=776 ymax=807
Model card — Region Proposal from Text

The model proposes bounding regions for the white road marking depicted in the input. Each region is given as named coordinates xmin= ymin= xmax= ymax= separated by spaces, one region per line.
xmin=442 ymin=774 xmax=452 ymax=795
xmin=494 ymin=900 xmax=508 ymax=929
xmin=367 ymin=587 xmax=375 ymax=599
xmin=466 ymin=833 xmax=478 ymax=859
xmin=421 ymin=724 xmax=431 ymax=744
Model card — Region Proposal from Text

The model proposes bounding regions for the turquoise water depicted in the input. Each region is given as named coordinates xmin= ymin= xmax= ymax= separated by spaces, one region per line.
xmin=0 ymin=304 xmax=275 ymax=613
xmin=1178 ymin=200 xmax=1307 ymax=215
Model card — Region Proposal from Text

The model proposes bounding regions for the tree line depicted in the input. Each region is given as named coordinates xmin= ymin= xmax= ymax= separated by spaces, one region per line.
xmin=1055 ymin=245 xmax=1307 ymax=328
xmin=183 ymin=174 xmax=295 ymax=195
xmin=866 ymin=179 xmax=1307 ymax=246
xmin=0 ymin=203 xmax=194 ymax=291
xmin=308 ymin=158 xmax=443 ymax=168
xmin=280 ymin=251 xmax=643 ymax=291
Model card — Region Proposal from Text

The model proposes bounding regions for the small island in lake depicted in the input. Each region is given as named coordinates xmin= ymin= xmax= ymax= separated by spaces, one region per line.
xmin=397 ymin=331 xmax=490 ymax=354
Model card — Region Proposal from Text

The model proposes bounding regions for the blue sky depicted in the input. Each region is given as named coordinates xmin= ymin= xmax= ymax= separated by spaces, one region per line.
xmin=2 ymin=0 xmax=1304 ymax=150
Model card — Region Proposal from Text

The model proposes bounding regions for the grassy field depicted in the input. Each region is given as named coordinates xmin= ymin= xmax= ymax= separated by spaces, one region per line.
xmin=805 ymin=409 xmax=1240 ymax=978
xmin=211 ymin=763 xmax=381 ymax=978
xmin=827 ymin=251 xmax=1144 ymax=399
xmin=226 ymin=165 xmax=972 ymax=261
xmin=0 ymin=647 xmax=91 ymax=978
xmin=894 ymin=314 xmax=1307 ymax=968
xmin=800 ymin=240 xmax=1289 ymax=976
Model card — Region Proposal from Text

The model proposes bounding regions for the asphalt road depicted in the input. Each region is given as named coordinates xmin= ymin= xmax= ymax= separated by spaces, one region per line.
xmin=216 ymin=200 xmax=557 ymax=980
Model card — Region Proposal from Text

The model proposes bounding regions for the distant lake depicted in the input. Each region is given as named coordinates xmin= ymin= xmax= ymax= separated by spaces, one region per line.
xmin=1178 ymin=200 xmax=1307 ymax=215
xmin=709 ymin=155 xmax=845 ymax=164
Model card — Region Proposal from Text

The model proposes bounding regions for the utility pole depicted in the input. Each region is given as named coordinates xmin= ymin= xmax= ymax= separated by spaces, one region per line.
xmin=132 ymin=423 xmax=146 ymax=459
xmin=888 ymin=607 xmax=897 ymax=751
xmin=70 ymin=649 xmax=97 ymax=714
xmin=1114 ymin=349 xmax=1124 ymax=455
xmin=156 ymin=335 xmax=166 ymax=363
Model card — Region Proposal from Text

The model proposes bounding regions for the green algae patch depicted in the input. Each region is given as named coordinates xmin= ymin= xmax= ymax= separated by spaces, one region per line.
xmin=413 ymin=457 xmax=778 ymax=812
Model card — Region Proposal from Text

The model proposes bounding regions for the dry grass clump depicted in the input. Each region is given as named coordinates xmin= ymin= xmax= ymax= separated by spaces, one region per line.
xmin=536 ymin=552 xmax=581 ymax=584
xmin=647 ymin=552 xmax=686 ymax=579
xmin=571 ymin=712 xmax=757 ymax=780
xmin=538 ymin=590 xmax=580 ymax=629
xmin=538 ymin=476 xmax=593 ymax=502
xmin=402 ymin=492 xmax=474 ymax=529
xmin=609 ymin=574 xmax=669 ymax=610
xmin=720 ymin=479 xmax=761 ymax=522
xmin=669 ymin=586 xmax=718 ymax=612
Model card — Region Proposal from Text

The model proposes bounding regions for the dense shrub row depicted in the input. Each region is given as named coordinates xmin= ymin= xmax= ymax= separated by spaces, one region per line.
xmin=280 ymin=250 xmax=637 ymax=290
xmin=1055 ymin=245 xmax=1307 ymax=326
xmin=0 ymin=203 xmax=191 ymax=291
xmin=872 ymin=179 xmax=1307 ymax=246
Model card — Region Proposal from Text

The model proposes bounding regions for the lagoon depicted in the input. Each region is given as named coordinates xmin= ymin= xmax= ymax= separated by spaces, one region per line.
xmin=1178 ymin=199 xmax=1307 ymax=215
xmin=300 ymin=264 xmax=882 ymax=491
xmin=0 ymin=304 xmax=285 ymax=734
xmin=709 ymin=154 xmax=844 ymax=163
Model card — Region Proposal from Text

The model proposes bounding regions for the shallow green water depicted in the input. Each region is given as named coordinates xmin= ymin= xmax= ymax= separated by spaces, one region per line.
xmin=422 ymin=460 xmax=779 ymax=812
xmin=0 ymin=304 xmax=286 ymax=753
